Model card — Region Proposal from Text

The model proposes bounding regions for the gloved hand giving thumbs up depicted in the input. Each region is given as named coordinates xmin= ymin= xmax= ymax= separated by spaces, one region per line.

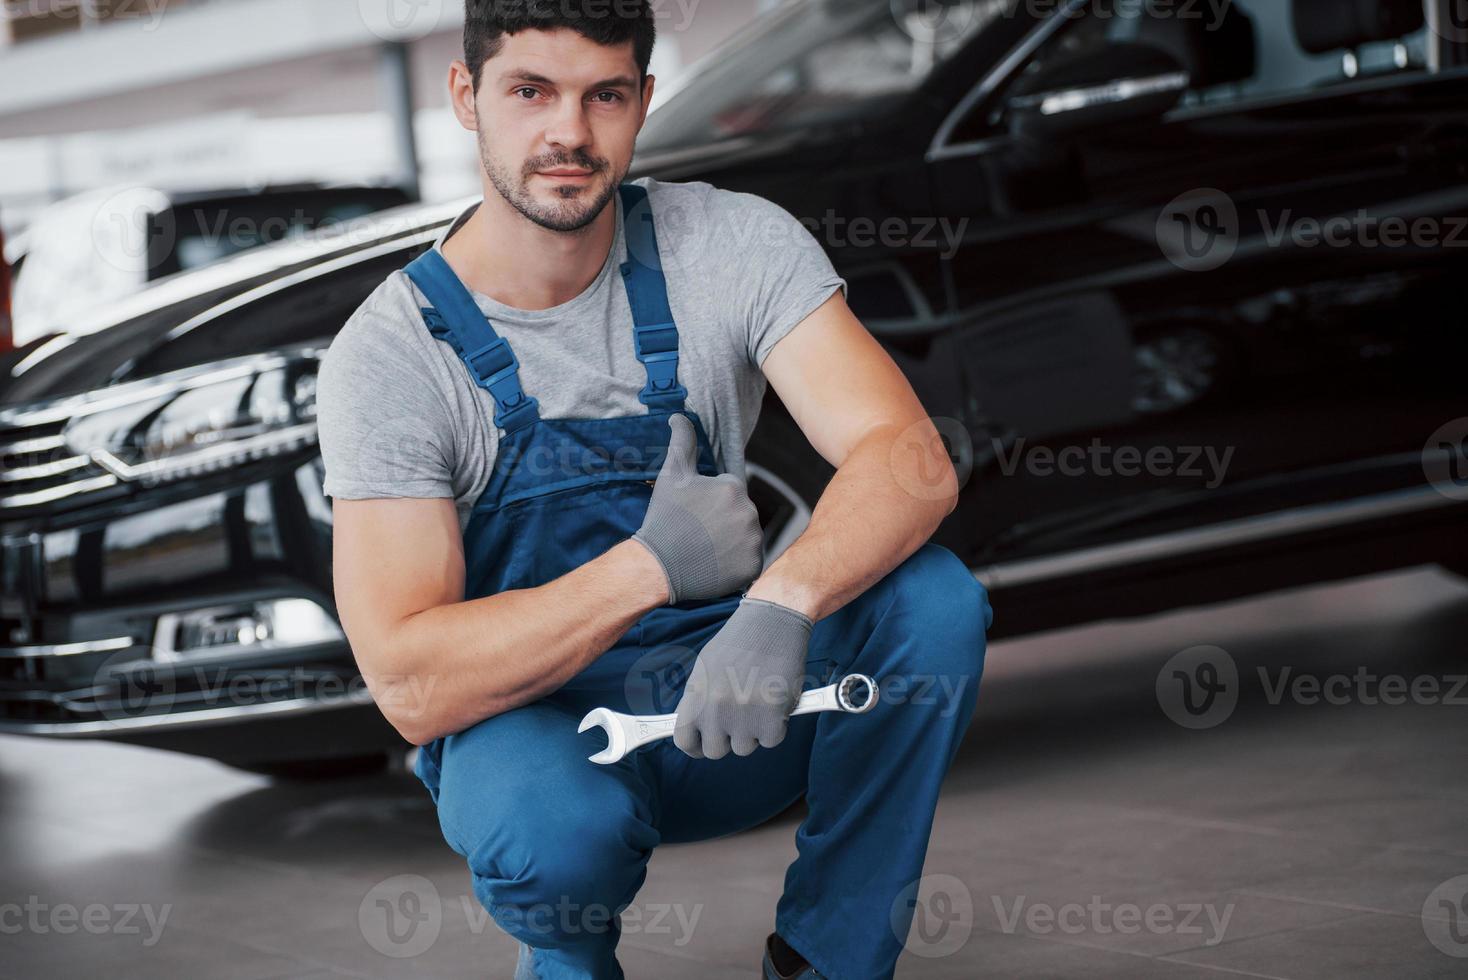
xmin=631 ymin=413 xmax=764 ymax=604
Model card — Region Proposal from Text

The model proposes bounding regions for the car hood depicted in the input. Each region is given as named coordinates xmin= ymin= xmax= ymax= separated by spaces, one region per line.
xmin=0 ymin=196 xmax=467 ymax=406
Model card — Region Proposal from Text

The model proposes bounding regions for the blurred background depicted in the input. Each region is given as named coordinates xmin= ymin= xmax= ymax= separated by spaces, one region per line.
xmin=0 ymin=0 xmax=784 ymax=348
xmin=0 ymin=0 xmax=781 ymax=222
xmin=2 ymin=1 xmax=1467 ymax=977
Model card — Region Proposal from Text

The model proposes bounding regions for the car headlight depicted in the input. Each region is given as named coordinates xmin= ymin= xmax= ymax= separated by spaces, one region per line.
xmin=63 ymin=349 xmax=321 ymax=485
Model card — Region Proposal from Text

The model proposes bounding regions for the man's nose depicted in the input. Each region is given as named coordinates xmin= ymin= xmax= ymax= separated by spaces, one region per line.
xmin=543 ymin=99 xmax=593 ymax=151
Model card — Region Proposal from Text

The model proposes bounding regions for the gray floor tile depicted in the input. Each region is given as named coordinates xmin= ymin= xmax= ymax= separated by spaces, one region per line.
xmin=1163 ymin=910 xmax=1463 ymax=979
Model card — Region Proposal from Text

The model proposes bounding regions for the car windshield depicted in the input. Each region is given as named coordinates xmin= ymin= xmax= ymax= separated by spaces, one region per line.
xmin=638 ymin=0 xmax=1006 ymax=153
xmin=172 ymin=199 xmax=392 ymax=272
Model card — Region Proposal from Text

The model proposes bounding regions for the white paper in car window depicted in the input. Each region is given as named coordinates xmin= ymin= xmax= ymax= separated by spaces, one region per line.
xmin=10 ymin=185 xmax=166 ymax=347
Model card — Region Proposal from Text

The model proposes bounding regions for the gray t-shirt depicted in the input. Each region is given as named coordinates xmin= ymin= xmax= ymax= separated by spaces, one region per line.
xmin=317 ymin=176 xmax=847 ymax=534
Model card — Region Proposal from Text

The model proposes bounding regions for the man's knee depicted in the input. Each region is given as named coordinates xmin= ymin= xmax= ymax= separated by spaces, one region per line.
xmin=450 ymin=765 xmax=654 ymax=946
xmin=887 ymin=542 xmax=993 ymax=646
xmin=475 ymin=824 xmax=641 ymax=947
xmin=869 ymin=544 xmax=988 ymax=728
xmin=432 ymin=706 xmax=656 ymax=947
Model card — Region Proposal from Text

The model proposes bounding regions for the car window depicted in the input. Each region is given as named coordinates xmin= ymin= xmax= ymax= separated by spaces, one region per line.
xmin=639 ymin=0 xmax=1005 ymax=153
xmin=950 ymin=0 xmax=1430 ymax=143
xmin=170 ymin=197 xmax=407 ymax=276
xmin=1182 ymin=0 xmax=1429 ymax=106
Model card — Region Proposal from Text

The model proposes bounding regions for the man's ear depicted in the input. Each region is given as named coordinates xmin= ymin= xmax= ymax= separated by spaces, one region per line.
xmin=449 ymin=59 xmax=479 ymax=132
xmin=638 ymin=74 xmax=656 ymax=128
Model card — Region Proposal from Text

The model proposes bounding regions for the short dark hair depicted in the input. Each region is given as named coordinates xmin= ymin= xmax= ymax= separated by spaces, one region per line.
xmin=464 ymin=0 xmax=657 ymax=92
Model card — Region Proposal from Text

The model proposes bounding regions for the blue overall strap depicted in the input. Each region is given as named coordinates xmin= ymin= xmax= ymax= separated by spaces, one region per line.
xmin=617 ymin=183 xmax=689 ymax=413
xmin=404 ymin=248 xmax=540 ymax=433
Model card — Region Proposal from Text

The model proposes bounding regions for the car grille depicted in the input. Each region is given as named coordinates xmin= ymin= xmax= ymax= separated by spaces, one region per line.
xmin=0 ymin=404 xmax=120 ymax=516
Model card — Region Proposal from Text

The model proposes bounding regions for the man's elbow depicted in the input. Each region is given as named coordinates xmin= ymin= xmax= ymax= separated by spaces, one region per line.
xmin=359 ymin=666 xmax=442 ymax=747
xmin=888 ymin=416 xmax=961 ymax=519
xmin=382 ymin=701 xmax=451 ymax=748
xmin=943 ymin=473 xmax=961 ymax=518
xmin=930 ymin=449 xmax=962 ymax=520
xmin=344 ymin=611 xmax=442 ymax=745
xmin=367 ymin=669 xmax=512 ymax=746
xmin=384 ymin=709 xmax=435 ymax=748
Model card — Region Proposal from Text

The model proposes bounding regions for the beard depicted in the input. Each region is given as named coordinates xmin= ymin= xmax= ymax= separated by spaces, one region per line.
xmin=480 ymin=130 xmax=620 ymax=234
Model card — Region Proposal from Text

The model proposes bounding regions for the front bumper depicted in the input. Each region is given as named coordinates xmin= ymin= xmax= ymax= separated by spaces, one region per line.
xmin=0 ymin=633 xmax=373 ymax=737
xmin=0 ymin=453 xmax=390 ymax=753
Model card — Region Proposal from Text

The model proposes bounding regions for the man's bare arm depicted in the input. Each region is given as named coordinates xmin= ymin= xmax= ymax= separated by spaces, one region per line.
xmin=744 ymin=291 xmax=959 ymax=622
xmin=332 ymin=496 xmax=668 ymax=746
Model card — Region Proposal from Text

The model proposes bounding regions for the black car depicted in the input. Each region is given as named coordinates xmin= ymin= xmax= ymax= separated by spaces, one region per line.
xmin=2 ymin=0 xmax=1465 ymax=776
xmin=7 ymin=182 xmax=415 ymax=350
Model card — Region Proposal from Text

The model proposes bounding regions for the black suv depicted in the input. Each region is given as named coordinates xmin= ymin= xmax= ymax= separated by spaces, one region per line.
xmin=2 ymin=0 xmax=1465 ymax=775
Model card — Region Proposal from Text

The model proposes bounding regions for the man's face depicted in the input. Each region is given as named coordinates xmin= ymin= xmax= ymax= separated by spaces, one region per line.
xmin=469 ymin=27 xmax=653 ymax=233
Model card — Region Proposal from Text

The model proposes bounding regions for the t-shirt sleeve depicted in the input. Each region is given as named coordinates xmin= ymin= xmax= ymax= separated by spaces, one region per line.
xmin=732 ymin=192 xmax=848 ymax=370
xmin=316 ymin=301 xmax=455 ymax=501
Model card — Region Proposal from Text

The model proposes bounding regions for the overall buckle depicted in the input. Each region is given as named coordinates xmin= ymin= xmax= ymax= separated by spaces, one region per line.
xmin=465 ymin=336 xmax=520 ymax=387
xmin=495 ymin=393 xmax=540 ymax=433
xmin=465 ymin=336 xmax=539 ymax=431
xmin=633 ymin=322 xmax=686 ymax=408
xmin=633 ymin=322 xmax=679 ymax=359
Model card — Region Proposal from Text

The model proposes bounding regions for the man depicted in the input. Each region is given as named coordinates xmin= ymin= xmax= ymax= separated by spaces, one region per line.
xmin=318 ymin=2 xmax=992 ymax=977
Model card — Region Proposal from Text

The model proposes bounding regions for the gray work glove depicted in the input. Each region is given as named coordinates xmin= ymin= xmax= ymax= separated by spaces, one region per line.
xmin=672 ymin=596 xmax=814 ymax=759
xmin=631 ymin=413 xmax=764 ymax=604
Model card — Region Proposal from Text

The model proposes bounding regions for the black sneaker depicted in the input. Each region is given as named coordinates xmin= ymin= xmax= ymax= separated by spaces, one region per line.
xmin=761 ymin=932 xmax=825 ymax=979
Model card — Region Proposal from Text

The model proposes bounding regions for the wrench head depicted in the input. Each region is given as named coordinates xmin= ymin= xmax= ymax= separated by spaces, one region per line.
xmin=577 ymin=707 xmax=629 ymax=765
xmin=836 ymin=673 xmax=879 ymax=713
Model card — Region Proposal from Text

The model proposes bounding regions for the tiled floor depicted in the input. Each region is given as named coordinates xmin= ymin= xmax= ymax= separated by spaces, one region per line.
xmin=3 ymin=566 xmax=1467 ymax=978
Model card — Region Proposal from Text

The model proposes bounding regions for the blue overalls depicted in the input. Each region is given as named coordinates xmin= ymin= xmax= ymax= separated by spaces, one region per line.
xmin=406 ymin=183 xmax=993 ymax=980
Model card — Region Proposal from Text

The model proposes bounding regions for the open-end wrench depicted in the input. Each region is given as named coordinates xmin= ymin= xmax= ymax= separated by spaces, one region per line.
xmin=577 ymin=673 xmax=879 ymax=765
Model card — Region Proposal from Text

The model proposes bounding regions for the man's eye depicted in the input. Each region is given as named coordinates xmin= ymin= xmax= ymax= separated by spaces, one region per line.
xmin=592 ymin=92 xmax=621 ymax=104
xmin=515 ymin=87 xmax=540 ymax=100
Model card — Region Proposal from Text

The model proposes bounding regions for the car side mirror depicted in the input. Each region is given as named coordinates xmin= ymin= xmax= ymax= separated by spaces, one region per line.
xmin=1005 ymin=43 xmax=1190 ymax=141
